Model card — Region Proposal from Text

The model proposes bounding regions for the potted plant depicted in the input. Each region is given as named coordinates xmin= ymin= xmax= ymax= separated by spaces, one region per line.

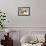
xmin=0 ymin=10 xmax=6 ymax=28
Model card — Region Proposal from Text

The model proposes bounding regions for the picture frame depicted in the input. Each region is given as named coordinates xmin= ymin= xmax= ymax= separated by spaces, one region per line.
xmin=18 ymin=7 xmax=30 ymax=16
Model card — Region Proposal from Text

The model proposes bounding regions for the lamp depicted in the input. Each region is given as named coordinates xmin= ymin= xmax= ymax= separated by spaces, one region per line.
xmin=5 ymin=29 xmax=9 ymax=33
xmin=5 ymin=29 xmax=10 ymax=37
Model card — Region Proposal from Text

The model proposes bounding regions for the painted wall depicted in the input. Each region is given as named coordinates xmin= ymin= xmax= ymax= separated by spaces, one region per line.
xmin=0 ymin=0 xmax=46 ymax=46
xmin=0 ymin=0 xmax=46 ymax=27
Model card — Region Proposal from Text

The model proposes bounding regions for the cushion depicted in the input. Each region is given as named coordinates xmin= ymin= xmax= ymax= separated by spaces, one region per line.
xmin=20 ymin=35 xmax=37 ymax=43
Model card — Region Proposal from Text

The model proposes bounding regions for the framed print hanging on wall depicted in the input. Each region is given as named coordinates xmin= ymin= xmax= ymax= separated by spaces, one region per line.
xmin=18 ymin=7 xmax=30 ymax=16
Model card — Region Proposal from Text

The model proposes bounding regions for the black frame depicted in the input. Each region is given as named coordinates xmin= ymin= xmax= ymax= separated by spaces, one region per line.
xmin=18 ymin=7 xmax=30 ymax=16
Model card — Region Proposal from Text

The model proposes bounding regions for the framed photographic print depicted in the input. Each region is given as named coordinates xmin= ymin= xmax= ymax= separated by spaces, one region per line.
xmin=18 ymin=7 xmax=30 ymax=16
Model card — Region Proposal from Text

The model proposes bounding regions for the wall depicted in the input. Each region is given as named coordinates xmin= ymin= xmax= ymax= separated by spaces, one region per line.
xmin=0 ymin=0 xmax=46 ymax=27
xmin=0 ymin=0 xmax=46 ymax=46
